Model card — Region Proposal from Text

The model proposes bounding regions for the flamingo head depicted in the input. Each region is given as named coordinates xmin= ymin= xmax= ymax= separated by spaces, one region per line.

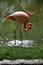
xmin=24 ymin=23 xmax=32 ymax=31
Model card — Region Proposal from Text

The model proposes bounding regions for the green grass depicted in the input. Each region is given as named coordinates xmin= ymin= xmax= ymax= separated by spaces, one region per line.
xmin=0 ymin=45 xmax=43 ymax=60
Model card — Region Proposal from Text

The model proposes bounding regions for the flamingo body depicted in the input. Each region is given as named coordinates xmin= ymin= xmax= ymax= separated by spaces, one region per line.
xmin=10 ymin=11 xmax=29 ymax=24
xmin=2 ymin=11 xmax=32 ymax=30
xmin=2 ymin=11 xmax=32 ymax=45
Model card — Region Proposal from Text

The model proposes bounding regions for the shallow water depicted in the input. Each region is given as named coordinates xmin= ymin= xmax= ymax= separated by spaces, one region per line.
xmin=5 ymin=39 xmax=34 ymax=47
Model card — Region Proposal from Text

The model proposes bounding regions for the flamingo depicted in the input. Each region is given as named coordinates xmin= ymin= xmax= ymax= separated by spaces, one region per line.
xmin=2 ymin=11 xmax=34 ymax=45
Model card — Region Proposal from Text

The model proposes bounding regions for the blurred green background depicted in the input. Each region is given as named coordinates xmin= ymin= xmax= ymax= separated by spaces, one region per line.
xmin=0 ymin=0 xmax=43 ymax=45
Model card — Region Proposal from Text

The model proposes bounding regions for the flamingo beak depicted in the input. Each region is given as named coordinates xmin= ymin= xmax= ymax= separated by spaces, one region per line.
xmin=24 ymin=29 xmax=28 ymax=31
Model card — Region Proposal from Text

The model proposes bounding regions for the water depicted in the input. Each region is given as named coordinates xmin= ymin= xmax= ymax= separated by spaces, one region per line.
xmin=0 ymin=0 xmax=43 ymax=46
xmin=5 ymin=40 xmax=34 ymax=46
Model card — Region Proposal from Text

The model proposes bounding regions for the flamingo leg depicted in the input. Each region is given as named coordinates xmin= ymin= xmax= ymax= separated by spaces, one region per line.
xmin=14 ymin=31 xmax=16 ymax=45
xmin=20 ymin=25 xmax=23 ymax=45
xmin=26 ymin=31 xmax=28 ymax=40
xmin=14 ymin=24 xmax=19 ymax=45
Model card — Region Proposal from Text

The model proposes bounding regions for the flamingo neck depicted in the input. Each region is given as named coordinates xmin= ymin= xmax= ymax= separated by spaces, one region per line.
xmin=24 ymin=22 xmax=27 ymax=30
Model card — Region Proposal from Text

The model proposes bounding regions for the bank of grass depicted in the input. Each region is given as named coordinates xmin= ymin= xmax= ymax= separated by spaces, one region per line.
xmin=0 ymin=45 xmax=43 ymax=60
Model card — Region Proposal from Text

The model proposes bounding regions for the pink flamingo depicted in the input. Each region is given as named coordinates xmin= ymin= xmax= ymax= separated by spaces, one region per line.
xmin=2 ymin=11 xmax=34 ymax=45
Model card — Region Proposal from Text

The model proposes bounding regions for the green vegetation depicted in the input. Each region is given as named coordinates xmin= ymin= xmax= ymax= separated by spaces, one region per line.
xmin=0 ymin=45 xmax=43 ymax=60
